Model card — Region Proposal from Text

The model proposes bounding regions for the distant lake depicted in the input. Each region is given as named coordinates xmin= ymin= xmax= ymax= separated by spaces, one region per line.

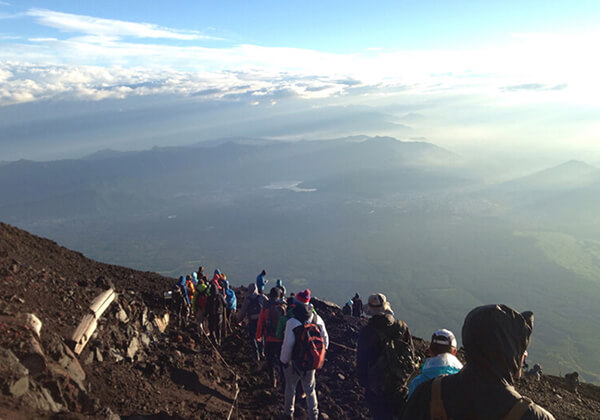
xmin=263 ymin=181 xmax=317 ymax=192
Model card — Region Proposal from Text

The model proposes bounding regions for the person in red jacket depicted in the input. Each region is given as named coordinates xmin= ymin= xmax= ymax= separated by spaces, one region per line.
xmin=256 ymin=287 xmax=287 ymax=387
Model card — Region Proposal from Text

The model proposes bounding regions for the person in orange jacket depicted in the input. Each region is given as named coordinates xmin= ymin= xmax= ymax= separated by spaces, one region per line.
xmin=256 ymin=287 xmax=287 ymax=387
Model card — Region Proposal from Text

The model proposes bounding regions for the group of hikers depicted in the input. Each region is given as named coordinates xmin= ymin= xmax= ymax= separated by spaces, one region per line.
xmin=173 ymin=268 xmax=555 ymax=420
xmin=342 ymin=293 xmax=365 ymax=317
xmin=174 ymin=266 xmax=237 ymax=345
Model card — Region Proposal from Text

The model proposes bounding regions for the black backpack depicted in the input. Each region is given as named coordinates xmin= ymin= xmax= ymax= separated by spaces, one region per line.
xmin=266 ymin=301 xmax=286 ymax=337
xmin=248 ymin=294 xmax=263 ymax=320
xmin=367 ymin=323 xmax=414 ymax=410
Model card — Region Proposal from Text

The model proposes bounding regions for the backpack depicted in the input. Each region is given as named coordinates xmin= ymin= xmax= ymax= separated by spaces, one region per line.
xmin=194 ymin=283 xmax=210 ymax=310
xmin=266 ymin=301 xmax=286 ymax=337
xmin=430 ymin=376 xmax=533 ymax=420
xmin=275 ymin=305 xmax=293 ymax=340
xmin=366 ymin=324 xmax=414 ymax=408
xmin=185 ymin=280 xmax=195 ymax=297
xmin=291 ymin=318 xmax=326 ymax=372
xmin=225 ymin=288 xmax=237 ymax=310
xmin=248 ymin=294 xmax=263 ymax=320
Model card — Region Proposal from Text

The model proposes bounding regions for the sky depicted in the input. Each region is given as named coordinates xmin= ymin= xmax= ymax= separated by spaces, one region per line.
xmin=1 ymin=1 xmax=599 ymax=164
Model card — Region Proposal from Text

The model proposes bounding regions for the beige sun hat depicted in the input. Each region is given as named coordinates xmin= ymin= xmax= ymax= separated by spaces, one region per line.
xmin=364 ymin=293 xmax=393 ymax=316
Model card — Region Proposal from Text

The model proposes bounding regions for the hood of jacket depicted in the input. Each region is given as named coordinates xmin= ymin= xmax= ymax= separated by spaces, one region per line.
xmin=462 ymin=304 xmax=533 ymax=384
xmin=247 ymin=283 xmax=258 ymax=295
xmin=293 ymin=302 xmax=314 ymax=324
xmin=368 ymin=312 xmax=395 ymax=329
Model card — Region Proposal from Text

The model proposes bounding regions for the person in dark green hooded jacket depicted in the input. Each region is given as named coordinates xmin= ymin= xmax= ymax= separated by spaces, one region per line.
xmin=401 ymin=304 xmax=555 ymax=420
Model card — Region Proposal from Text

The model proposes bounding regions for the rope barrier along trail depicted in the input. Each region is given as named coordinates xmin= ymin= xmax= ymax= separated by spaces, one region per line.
xmin=329 ymin=340 xmax=356 ymax=352
xmin=199 ymin=325 xmax=240 ymax=420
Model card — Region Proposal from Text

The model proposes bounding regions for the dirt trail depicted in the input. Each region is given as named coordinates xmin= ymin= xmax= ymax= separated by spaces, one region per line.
xmin=1 ymin=221 xmax=600 ymax=419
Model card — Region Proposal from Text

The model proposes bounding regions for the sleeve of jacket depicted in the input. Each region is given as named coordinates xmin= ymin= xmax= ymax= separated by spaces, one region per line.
xmin=356 ymin=328 xmax=370 ymax=388
xmin=280 ymin=318 xmax=297 ymax=364
xmin=400 ymin=320 xmax=415 ymax=359
xmin=316 ymin=314 xmax=329 ymax=350
xmin=238 ymin=295 xmax=249 ymax=320
xmin=256 ymin=307 xmax=268 ymax=342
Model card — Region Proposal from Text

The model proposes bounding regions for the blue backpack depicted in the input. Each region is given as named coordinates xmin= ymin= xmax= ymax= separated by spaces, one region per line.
xmin=225 ymin=288 xmax=237 ymax=310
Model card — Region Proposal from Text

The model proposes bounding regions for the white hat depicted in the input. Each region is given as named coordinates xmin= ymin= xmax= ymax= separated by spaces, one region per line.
xmin=431 ymin=328 xmax=457 ymax=348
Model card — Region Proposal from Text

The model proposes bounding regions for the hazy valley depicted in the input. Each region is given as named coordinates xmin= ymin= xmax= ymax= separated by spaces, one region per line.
xmin=3 ymin=136 xmax=600 ymax=383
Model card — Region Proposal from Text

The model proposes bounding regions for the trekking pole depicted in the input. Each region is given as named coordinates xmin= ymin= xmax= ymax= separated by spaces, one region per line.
xmin=226 ymin=382 xmax=240 ymax=420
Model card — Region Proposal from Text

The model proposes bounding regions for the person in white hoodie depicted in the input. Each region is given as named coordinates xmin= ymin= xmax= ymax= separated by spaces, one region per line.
xmin=279 ymin=289 xmax=329 ymax=420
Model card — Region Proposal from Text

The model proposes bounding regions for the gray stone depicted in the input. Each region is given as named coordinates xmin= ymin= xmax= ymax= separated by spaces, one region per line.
xmin=9 ymin=375 xmax=29 ymax=398
xmin=140 ymin=333 xmax=151 ymax=347
xmin=57 ymin=343 xmax=86 ymax=390
xmin=98 ymin=407 xmax=120 ymax=420
xmin=95 ymin=347 xmax=103 ymax=362
xmin=141 ymin=307 xmax=149 ymax=327
xmin=25 ymin=382 xmax=63 ymax=413
xmin=109 ymin=348 xmax=124 ymax=362
xmin=117 ymin=307 xmax=129 ymax=323
xmin=84 ymin=351 xmax=95 ymax=366
xmin=127 ymin=337 xmax=140 ymax=359
xmin=0 ymin=347 xmax=30 ymax=397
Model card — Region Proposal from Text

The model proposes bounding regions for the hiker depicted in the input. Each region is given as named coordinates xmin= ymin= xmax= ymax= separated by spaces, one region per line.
xmin=211 ymin=269 xmax=223 ymax=293
xmin=176 ymin=275 xmax=191 ymax=307
xmin=256 ymin=269 xmax=268 ymax=294
xmin=352 ymin=293 xmax=363 ymax=317
xmin=223 ymin=279 xmax=237 ymax=334
xmin=280 ymin=289 xmax=329 ymax=420
xmin=525 ymin=364 xmax=542 ymax=382
xmin=197 ymin=266 xmax=205 ymax=280
xmin=206 ymin=283 xmax=227 ymax=345
xmin=238 ymin=283 xmax=268 ymax=360
xmin=357 ymin=293 xmax=415 ymax=420
xmin=185 ymin=275 xmax=196 ymax=301
xmin=219 ymin=272 xmax=228 ymax=295
xmin=193 ymin=276 xmax=211 ymax=332
xmin=256 ymin=287 xmax=287 ymax=387
xmin=275 ymin=278 xmax=287 ymax=297
xmin=565 ymin=372 xmax=579 ymax=393
xmin=407 ymin=329 xmax=463 ymax=398
xmin=342 ymin=300 xmax=352 ymax=316
xmin=191 ymin=271 xmax=199 ymax=287
xmin=401 ymin=304 xmax=555 ymax=420
xmin=175 ymin=275 xmax=192 ymax=326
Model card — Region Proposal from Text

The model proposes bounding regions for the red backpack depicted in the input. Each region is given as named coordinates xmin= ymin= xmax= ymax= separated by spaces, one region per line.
xmin=292 ymin=321 xmax=326 ymax=372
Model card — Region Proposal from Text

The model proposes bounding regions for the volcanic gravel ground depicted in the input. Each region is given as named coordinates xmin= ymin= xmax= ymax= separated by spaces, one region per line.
xmin=2 ymin=222 xmax=600 ymax=419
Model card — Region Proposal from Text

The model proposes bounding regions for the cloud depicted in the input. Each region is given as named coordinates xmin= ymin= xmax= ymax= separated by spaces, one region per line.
xmin=0 ymin=8 xmax=597 ymax=112
xmin=26 ymin=8 xmax=219 ymax=41
xmin=501 ymin=83 xmax=568 ymax=92
xmin=0 ymin=62 xmax=367 ymax=106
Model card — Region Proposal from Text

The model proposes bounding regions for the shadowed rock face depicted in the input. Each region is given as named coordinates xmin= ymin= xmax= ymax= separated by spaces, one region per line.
xmin=1 ymin=221 xmax=600 ymax=419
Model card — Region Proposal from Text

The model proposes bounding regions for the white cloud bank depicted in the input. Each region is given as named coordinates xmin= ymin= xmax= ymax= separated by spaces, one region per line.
xmin=0 ymin=8 xmax=597 ymax=108
xmin=1 ymin=8 xmax=600 ymax=162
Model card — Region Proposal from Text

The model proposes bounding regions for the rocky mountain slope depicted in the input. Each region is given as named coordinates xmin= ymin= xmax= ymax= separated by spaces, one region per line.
xmin=1 ymin=221 xmax=599 ymax=419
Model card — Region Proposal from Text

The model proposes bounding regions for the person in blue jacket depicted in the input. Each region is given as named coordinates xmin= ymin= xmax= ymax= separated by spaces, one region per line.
xmin=177 ymin=275 xmax=191 ymax=306
xmin=256 ymin=269 xmax=268 ymax=294
xmin=224 ymin=278 xmax=237 ymax=334
xmin=407 ymin=328 xmax=463 ymax=398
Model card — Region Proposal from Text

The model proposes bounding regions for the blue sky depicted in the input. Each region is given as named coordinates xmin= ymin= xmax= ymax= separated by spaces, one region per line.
xmin=1 ymin=1 xmax=599 ymax=163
